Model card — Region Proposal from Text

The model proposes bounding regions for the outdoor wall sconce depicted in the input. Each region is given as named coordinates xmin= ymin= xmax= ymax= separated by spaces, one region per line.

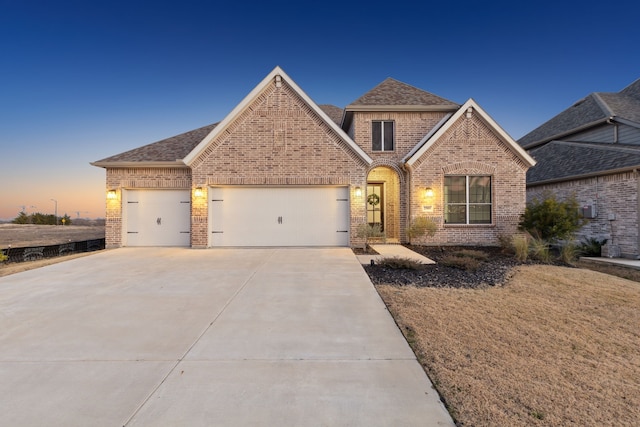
xmin=107 ymin=189 xmax=117 ymax=200
xmin=194 ymin=187 xmax=204 ymax=198
xmin=355 ymin=186 xmax=362 ymax=197
xmin=425 ymin=187 xmax=434 ymax=198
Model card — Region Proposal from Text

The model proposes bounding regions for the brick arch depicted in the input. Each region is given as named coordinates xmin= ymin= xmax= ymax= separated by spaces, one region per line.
xmin=442 ymin=161 xmax=496 ymax=175
xmin=366 ymin=161 xmax=406 ymax=185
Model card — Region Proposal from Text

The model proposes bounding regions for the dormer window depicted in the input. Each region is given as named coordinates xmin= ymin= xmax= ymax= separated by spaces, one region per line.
xmin=372 ymin=121 xmax=394 ymax=151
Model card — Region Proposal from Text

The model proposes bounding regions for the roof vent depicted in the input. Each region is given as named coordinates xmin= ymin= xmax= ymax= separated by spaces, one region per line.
xmin=466 ymin=107 xmax=473 ymax=118
xmin=275 ymin=75 xmax=282 ymax=88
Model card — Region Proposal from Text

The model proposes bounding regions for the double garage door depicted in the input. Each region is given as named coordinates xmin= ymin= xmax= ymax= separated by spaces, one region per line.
xmin=123 ymin=187 xmax=349 ymax=247
xmin=209 ymin=186 xmax=350 ymax=246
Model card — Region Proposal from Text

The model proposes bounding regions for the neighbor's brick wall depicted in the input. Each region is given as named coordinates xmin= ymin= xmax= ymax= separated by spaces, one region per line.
xmin=409 ymin=112 xmax=530 ymax=246
xmin=528 ymin=172 xmax=639 ymax=258
xmin=190 ymin=78 xmax=368 ymax=247
xmin=104 ymin=167 xmax=192 ymax=248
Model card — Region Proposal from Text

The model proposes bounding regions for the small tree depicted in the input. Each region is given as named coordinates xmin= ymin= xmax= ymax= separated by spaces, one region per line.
xmin=519 ymin=193 xmax=585 ymax=243
xmin=405 ymin=216 xmax=437 ymax=243
xmin=12 ymin=211 xmax=29 ymax=224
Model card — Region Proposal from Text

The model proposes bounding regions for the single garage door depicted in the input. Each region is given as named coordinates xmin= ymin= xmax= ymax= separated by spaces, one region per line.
xmin=124 ymin=189 xmax=191 ymax=246
xmin=209 ymin=186 xmax=349 ymax=247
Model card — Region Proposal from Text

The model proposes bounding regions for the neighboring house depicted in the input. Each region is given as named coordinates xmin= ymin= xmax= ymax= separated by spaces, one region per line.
xmin=92 ymin=66 xmax=535 ymax=248
xmin=519 ymin=78 xmax=640 ymax=258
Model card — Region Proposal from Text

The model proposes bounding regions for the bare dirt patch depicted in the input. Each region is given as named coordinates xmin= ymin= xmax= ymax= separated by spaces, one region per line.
xmin=0 ymin=224 xmax=105 ymax=249
xmin=377 ymin=265 xmax=640 ymax=426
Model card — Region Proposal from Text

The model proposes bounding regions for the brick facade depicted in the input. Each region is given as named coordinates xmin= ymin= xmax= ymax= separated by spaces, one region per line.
xmin=407 ymin=112 xmax=529 ymax=245
xmin=189 ymin=79 xmax=368 ymax=247
xmin=99 ymin=70 xmax=532 ymax=249
xmin=528 ymin=171 xmax=640 ymax=258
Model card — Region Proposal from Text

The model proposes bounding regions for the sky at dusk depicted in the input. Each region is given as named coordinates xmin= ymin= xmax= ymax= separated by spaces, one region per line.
xmin=1 ymin=0 xmax=639 ymax=220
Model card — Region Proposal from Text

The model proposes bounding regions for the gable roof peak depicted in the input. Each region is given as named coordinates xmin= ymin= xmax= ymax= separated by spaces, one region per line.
xmin=346 ymin=77 xmax=459 ymax=109
xmin=182 ymin=66 xmax=372 ymax=166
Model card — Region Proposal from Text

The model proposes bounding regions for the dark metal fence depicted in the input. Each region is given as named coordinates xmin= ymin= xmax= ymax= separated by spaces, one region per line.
xmin=1 ymin=238 xmax=106 ymax=263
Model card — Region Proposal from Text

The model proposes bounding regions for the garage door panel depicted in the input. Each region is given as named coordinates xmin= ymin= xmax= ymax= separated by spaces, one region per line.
xmin=209 ymin=187 xmax=349 ymax=247
xmin=125 ymin=190 xmax=191 ymax=247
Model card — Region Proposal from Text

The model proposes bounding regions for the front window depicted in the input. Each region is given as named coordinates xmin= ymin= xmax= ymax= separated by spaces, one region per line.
xmin=444 ymin=176 xmax=491 ymax=224
xmin=372 ymin=121 xmax=394 ymax=151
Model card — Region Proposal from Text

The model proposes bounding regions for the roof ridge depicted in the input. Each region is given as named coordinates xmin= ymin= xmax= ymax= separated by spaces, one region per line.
xmin=591 ymin=92 xmax=614 ymax=117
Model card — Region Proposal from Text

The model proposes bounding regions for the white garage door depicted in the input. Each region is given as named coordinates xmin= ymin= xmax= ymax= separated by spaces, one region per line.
xmin=209 ymin=186 xmax=350 ymax=247
xmin=124 ymin=189 xmax=191 ymax=246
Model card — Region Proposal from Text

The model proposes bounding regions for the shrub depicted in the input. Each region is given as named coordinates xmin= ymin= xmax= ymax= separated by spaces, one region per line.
xmin=440 ymin=255 xmax=481 ymax=271
xmin=497 ymin=234 xmax=515 ymax=255
xmin=451 ymin=249 xmax=489 ymax=261
xmin=529 ymin=237 xmax=551 ymax=263
xmin=579 ymin=237 xmax=607 ymax=257
xmin=377 ymin=256 xmax=424 ymax=270
xmin=0 ymin=251 xmax=7 ymax=263
xmin=559 ymin=242 xmax=580 ymax=266
xmin=406 ymin=216 xmax=437 ymax=241
xmin=355 ymin=223 xmax=386 ymax=249
xmin=519 ymin=193 xmax=585 ymax=243
xmin=512 ymin=234 xmax=530 ymax=262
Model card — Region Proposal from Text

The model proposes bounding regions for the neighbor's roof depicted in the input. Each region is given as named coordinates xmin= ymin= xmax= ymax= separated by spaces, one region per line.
xmin=92 ymin=123 xmax=218 ymax=167
xmin=519 ymin=78 xmax=640 ymax=149
xmin=527 ymin=140 xmax=640 ymax=185
xmin=346 ymin=78 xmax=459 ymax=109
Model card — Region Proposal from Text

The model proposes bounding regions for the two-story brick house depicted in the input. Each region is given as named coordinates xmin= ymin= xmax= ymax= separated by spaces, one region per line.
xmin=92 ymin=66 xmax=535 ymax=248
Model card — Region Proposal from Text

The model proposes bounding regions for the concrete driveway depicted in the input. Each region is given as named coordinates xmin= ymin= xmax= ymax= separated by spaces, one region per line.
xmin=0 ymin=247 xmax=453 ymax=426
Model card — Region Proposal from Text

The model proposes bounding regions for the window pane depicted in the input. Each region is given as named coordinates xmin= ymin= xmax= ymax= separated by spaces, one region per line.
xmin=469 ymin=204 xmax=491 ymax=224
xmin=445 ymin=204 xmax=466 ymax=224
xmin=372 ymin=122 xmax=382 ymax=151
xmin=469 ymin=176 xmax=491 ymax=203
xmin=444 ymin=176 xmax=466 ymax=204
xmin=384 ymin=121 xmax=394 ymax=150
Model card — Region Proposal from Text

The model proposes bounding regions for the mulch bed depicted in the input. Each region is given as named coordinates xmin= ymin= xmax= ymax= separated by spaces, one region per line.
xmin=362 ymin=245 xmax=535 ymax=289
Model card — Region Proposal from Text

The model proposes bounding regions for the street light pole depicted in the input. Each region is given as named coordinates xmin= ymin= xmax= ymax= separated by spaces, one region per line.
xmin=51 ymin=199 xmax=58 ymax=225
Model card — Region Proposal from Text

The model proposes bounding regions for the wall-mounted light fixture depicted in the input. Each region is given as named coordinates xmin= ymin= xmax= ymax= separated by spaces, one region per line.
xmin=194 ymin=187 xmax=204 ymax=198
xmin=107 ymin=189 xmax=117 ymax=200
xmin=425 ymin=187 xmax=434 ymax=198
xmin=355 ymin=186 xmax=362 ymax=197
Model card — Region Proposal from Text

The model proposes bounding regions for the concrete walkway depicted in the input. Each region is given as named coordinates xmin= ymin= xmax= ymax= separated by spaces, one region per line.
xmin=0 ymin=247 xmax=453 ymax=426
xmin=357 ymin=244 xmax=435 ymax=265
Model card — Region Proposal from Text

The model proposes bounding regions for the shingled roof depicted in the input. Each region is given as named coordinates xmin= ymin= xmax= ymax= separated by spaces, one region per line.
xmin=527 ymin=140 xmax=640 ymax=185
xmin=347 ymin=78 xmax=458 ymax=108
xmin=519 ymin=78 xmax=640 ymax=149
xmin=92 ymin=123 xmax=218 ymax=166
xmin=318 ymin=104 xmax=343 ymax=126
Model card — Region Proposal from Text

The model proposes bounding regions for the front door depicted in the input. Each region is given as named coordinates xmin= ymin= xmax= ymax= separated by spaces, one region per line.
xmin=366 ymin=183 xmax=384 ymax=231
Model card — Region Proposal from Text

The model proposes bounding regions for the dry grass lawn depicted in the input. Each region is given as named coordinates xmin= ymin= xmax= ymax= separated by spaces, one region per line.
xmin=377 ymin=265 xmax=640 ymax=427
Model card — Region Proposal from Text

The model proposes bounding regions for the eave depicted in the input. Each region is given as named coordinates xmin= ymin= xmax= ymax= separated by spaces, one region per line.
xmin=90 ymin=160 xmax=188 ymax=169
xmin=527 ymin=165 xmax=640 ymax=187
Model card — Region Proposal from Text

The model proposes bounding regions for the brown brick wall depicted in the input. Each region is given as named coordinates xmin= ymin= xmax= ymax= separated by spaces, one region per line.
xmin=408 ymin=112 xmax=529 ymax=246
xmin=528 ymin=172 xmax=639 ymax=258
